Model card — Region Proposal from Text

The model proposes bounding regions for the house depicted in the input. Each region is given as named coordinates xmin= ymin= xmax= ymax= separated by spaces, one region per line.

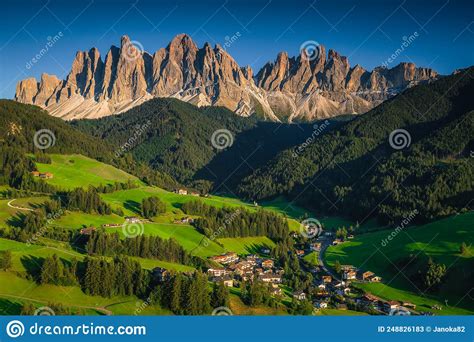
xmin=332 ymin=239 xmax=343 ymax=245
xmin=295 ymin=249 xmax=305 ymax=257
xmin=125 ymin=216 xmax=140 ymax=223
xmin=293 ymin=291 xmax=306 ymax=301
xmin=31 ymin=171 xmax=40 ymax=177
xmin=174 ymin=216 xmax=193 ymax=224
xmin=102 ymin=223 xmax=121 ymax=228
xmin=310 ymin=242 xmax=322 ymax=251
xmin=403 ymin=302 xmax=416 ymax=310
xmin=343 ymin=270 xmax=357 ymax=280
xmin=176 ymin=188 xmax=188 ymax=195
xmin=260 ymin=247 xmax=271 ymax=254
xmin=314 ymin=301 xmax=328 ymax=309
xmin=368 ymin=275 xmax=382 ymax=282
xmin=190 ymin=192 xmax=200 ymax=197
xmin=207 ymin=268 xmax=229 ymax=277
xmin=347 ymin=234 xmax=354 ymax=239
xmin=261 ymin=259 xmax=274 ymax=269
xmin=317 ymin=283 xmax=326 ymax=290
xmin=39 ymin=172 xmax=53 ymax=179
xmin=336 ymin=287 xmax=351 ymax=296
xmin=361 ymin=271 xmax=375 ymax=281
xmin=212 ymin=275 xmax=234 ymax=287
xmin=79 ymin=226 xmax=96 ymax=235
xmin=322 ymin=275 xmax=332 ymax=283
xmin=246 ymin=255 xmax=259 ymax=265
xmin=383 ymin=300 xmax=401 ymax=313
xmin=258 ymin=273 xmax=282 ymax=284
xmin=209 ymin=252 xmax=239 ymax=265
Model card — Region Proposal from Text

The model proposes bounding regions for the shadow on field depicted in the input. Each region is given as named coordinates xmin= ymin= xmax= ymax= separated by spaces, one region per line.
xmin=20 ymin=255 xmax=44 ymax=280
xmin=124 ymin=200 xmax=141 ymax=214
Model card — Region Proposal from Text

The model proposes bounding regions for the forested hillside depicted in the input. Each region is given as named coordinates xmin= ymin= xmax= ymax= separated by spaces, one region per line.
xmin=237 ymin=67 xmax=474 ymax=224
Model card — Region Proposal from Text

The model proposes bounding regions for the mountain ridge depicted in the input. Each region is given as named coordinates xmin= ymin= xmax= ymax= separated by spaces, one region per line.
xmin=16 ymin=34 xmax=438 ymax=122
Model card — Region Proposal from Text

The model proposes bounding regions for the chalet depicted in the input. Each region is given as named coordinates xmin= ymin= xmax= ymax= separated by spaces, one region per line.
xmin=322 ymin=275 xmax=332 ymax=284
xmin=341 ymin=265 xmax=356 ymax=271
xmin=261 ymin=259 xmax=274 ymax=269
xmin=314 ymin=301 xmax=328 ymax=309
xmin=39 ymin=172 xmax=53 ymax=179
xmin=336 ymin=287 xmax=351 ymax=296
xmin=383 ymin=300 xmax=401 ymax=314
xmin=258 ymin=273 xmax=282 ymax=284
xmin=31 ymin=171 xmax=40 ymax=177
xmin=310 ymin=242 xmax=322 ymax=251
xmin=295 ymin=249 xmax=305 ymax=257
xmin=80 ymin=226 xmax=96 ymax=235
xmin=343 ymin=270 xmax=357 ymax=280
xmin=207 ymin=268 xmax=229 ymax=277
xmin=209 ymin=252 xmax=239 ymax=265
xmin=212 ymin=275 xmax=233 ymax=287
xmin=190 ymin=192 xmax=200 ymax=197
xmin=403 ymin=302 xmax=416 ymax=310
xmin=102 ymin=223 xmax=121 ymax=228
xmin=125 ymin=216 xmax=140 ymax=223
xmin=368 ymin=275 xmax=382 ymax=282
xmin=245 ymin=255 xmax=259 ymax=265
xmin=317 ymin=283 xmax=326 ymax=290
xmin=333 ymin=281 xmax=346 ymax=288
xmin=293 ymin=291 xmax=306 ymax=301
xmin=173 ymin=216 xmax=193 ymax=224
xmin=361 ymin=271 xmax=375 ymax=281
xmin=176 ymin=189 xmax=188 ymax=195
xmin=240 ymin=271 xmax=254 ymax=282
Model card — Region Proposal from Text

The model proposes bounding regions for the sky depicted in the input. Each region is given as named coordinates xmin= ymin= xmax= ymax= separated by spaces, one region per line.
xmin=0 ymin=0 xmax=473 ymax=99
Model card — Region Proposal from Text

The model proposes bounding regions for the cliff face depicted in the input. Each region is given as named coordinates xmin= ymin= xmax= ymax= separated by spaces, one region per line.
xmin=15 ymin=34 xmax=438 ymax=121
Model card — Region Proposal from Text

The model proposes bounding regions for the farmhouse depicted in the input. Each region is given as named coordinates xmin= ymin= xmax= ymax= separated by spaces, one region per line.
xmin=295 ymin=249 xmax=305 ymax=257
xmin=207 ymin=268 xmax=229 ymax=277
xmin=32 ymin=171 xmax=54 ymax=179
xmin=31 ymin=171 xmax=40 ymax=177
xmin=310 ymin=242 xmax=322 ymax=251
xmin=293 ymin=291 xmax=306 ymax=301
xmin=125 ymin=216 xmax=140 ymax=223
xmin=261 ymin=259 xmax=274 ymax=269
xmin=269 ymin=285 xmax=283 ymax=297
xmin=314 ymin=301 xmax=328 ymax=309
xmin=342 ymin=270 xmax=357 ymax=280
xmin=258 ymin=273 xmax=282 ymax=284
xmin=361 ymin=271 xmax=375 ymax=280
xmin=79 ymin=226 xmax=96 ymax=235
xmin=176 ymin=189 xmax=188 ymax=195
xmin=212 ymin=275 xmax=233 ymax=287
xmin=322 ymin=275 xmax=332 ymax=283
xmin=209 ymin=252 xmax=239 ymax=265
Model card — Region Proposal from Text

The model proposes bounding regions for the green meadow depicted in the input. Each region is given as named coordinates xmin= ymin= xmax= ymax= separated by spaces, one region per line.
xmin=35 ymin=154 xmax=141 ymax=190
xmin=325 ymin=212 xmax=474 ymax=315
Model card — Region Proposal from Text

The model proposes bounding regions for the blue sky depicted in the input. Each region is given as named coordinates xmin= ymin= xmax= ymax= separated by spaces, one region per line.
xmin=1 ymin=0 xmax=473 ymax=99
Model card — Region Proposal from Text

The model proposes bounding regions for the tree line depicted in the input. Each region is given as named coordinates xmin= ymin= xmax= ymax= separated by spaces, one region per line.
xmin=182 ymin=200 xmax=289 ymax=240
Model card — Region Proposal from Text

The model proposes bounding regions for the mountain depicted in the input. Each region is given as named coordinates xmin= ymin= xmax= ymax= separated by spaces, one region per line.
xmin=236 ymin=67 xmax=474 ymax=223
xmin=0 ymin=99 xmax=178 ymax=190
xmin=72 ymin=97 xmax=331 ymax=187
xmin=15 ymin=34 xmax=437 ymax=122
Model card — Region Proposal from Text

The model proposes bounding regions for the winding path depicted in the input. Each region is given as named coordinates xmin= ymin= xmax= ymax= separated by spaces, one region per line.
xmin=7 ymin=199 xmax=34 ymax=212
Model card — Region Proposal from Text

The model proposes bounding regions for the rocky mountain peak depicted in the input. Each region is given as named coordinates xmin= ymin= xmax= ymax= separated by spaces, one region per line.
xmin=15 ymin=34 xmax=439 ymax=121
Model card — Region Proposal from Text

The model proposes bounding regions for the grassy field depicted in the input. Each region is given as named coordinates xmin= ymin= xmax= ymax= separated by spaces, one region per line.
xmin=303 ymin=251 xmax=319 ymax=266
xmin=0 ymin=238 xmax=194 ymax=273
xmin=0 ymin=272 xmax=169 ymax=315
xmin=325 ymin=212 xmax=474 ymax=314
xmin=106 ymin=223 xmax=226 ymax=258
xmin=35 ymin=154 xmax=141 ymax=190
xmin=217 ymin=236 xmax=276 ymax=255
